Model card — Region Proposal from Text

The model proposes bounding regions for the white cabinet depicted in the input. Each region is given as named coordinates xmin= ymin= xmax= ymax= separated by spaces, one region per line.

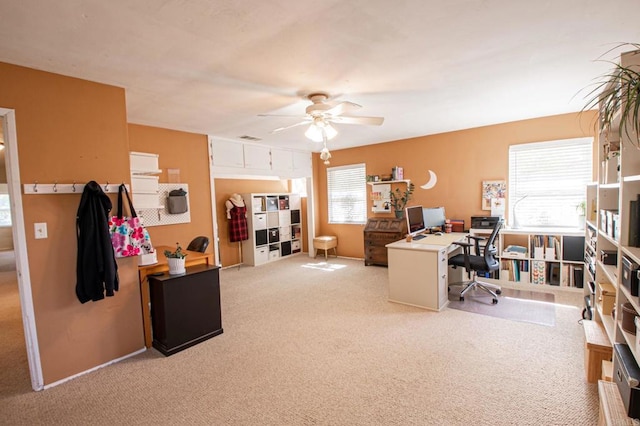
xmin=387 ymin=245 xmax=454 ymax=311
xmin=241 ymin=192 xmax=303 ymax=266
xmin=130 ymin=152 xmax=162 ymax=209
xmin=210 ymin=139 xmax=244 ymax=168
xmin=271 ymin=148 xmax=294 ymax=172
xmin=243 ymin=144 xmax=271 ymax=170
xmin=209 ymin=136 xmax=312 ymax=178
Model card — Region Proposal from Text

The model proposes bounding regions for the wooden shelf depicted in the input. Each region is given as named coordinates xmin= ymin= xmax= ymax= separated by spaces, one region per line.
xmin=367 ymin=179 xmax=410 ymax=186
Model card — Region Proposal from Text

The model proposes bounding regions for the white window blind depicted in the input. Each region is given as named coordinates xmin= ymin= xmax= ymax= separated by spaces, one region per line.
xmin=508 ymin=137 xmax=592 ymax=228
xmin=327 ymin=163 xmax=367 ymax=224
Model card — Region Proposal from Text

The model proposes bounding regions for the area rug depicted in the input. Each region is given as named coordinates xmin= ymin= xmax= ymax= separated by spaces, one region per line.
xmin=447 ymin=286 xmax=556 ymax=326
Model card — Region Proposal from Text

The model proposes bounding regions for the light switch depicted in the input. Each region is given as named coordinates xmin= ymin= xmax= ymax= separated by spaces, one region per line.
xmin=34 ymin=222 xmax=47 ymax=239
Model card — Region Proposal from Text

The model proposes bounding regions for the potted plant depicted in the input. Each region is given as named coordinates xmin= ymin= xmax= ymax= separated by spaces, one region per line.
xmin=164 ymin=243 xmax=187 ymax=275
xmin=389 ymin=183 xmax=415 ymax=219
xmin=583 ymin=43 xmax=640 ymax=148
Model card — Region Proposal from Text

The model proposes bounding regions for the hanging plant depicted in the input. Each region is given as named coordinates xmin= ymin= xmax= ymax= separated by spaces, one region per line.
xmin=582 ymin=43 xmax=640 ymax=147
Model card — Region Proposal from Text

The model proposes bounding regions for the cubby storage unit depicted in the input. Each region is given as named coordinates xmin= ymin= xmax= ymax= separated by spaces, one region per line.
xmin=241 ymin=192 xmax=302 ymax=266
xmin=590 ymin=49 xmax=640 ymax=423
xmin=470 ymin=227 xmax=585 ymax=288
xmin=500 ymin=229 xmax=585 ymax=288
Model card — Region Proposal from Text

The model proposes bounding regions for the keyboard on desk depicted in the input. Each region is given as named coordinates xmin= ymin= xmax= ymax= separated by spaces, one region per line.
xmin=412 ymin=234 xmax=427 ymax=240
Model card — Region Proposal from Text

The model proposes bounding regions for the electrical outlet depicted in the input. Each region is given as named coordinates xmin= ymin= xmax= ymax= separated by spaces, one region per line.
xmin=34 ymin=222 xmax=47 ymax=239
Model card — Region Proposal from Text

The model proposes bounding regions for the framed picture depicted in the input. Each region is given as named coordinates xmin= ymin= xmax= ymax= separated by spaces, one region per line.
xmin=482 ymin=180 xmax=506 ymax=211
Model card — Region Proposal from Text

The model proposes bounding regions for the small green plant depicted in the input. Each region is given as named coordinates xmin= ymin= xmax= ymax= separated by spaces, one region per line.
xmin=389 ymin=183 xmax=415 ymax=213
xmin=164 ymin=243 xmax=187 ymax=259
xmin=576 ymin=201 xmax=586 ymax=216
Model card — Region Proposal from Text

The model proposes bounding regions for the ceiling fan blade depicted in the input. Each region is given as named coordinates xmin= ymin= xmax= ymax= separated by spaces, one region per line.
xmin=330 ymin=115 xmax=384 ymax=126
xmin=271 ymin=120 xmax=311 ymax=133
xmin=258 ymin=113 xmax=307 ymax=119
xmin=324 ymin=101 xmax=361 ymax=117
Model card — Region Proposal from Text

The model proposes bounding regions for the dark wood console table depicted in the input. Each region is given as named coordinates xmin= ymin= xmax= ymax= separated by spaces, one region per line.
xmin=149 ymin=264 xmax=223 ymax=356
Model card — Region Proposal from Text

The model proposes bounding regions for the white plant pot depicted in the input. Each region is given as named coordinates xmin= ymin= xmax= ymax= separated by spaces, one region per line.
xmin=167 ymin=257 xmax=186 ymax=275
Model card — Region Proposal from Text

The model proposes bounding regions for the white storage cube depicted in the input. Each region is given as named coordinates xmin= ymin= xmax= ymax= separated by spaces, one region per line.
xmin=254 ymin=213 xmax=267 ymax=230
xmin=291 ymin=240 xmax=301 ymax=251
xmin=252 ymin=196 xmax=264 ymax=212
xmin=131 ymin=175 xmax=159 ymax=193
xmin=279 ymin=227 xmax=291 ymax=241
xmin=132 ymin=193 xmax=161 ymax=209
xmin=636 ymin=317 xmax=640 ymax=356
xmin=130 ymin=152 xmax=160 ymax=173
xmin=267 ymin=212 xmax=279 ymax=228
xmin=279 ymin=211 xmax=291 ymax=226
xmin=255 ymin=247 xmax=269 ymax=265
xmin=290 ymin=194 xmax=301 ymax=210
xmin=269 ymin=249 xmax=280 ymax=260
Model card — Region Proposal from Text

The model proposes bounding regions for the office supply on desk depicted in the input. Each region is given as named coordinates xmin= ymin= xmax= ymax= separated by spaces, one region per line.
xmin=448 ymin=219 xmax=504 ymax=304
xmin=423 ymin=206 xmax=446 ymax=231
xmin=405 ymin=205 xmax=426 ymax=235
xmin=412 ymin=234 xmax=426 ymax=240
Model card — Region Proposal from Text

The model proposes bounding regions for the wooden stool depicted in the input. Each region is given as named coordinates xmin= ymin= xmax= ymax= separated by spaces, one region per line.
xmin=583 ymin=320 xmax=612 ymax=383
xmin=314 ymin=236 xmax=337 ymax=260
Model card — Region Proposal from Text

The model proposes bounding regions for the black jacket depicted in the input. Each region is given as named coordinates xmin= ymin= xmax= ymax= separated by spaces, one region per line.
xmin=76 ymin=181 xmax=119 ymax=303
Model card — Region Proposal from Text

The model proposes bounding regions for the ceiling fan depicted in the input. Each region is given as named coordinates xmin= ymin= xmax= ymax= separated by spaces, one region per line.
xmin=260 ymin=92 xmax=384 ymax=139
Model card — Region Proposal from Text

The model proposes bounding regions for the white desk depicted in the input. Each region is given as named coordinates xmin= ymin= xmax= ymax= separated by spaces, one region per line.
xmin=386 ymin=232 xmax=466 ymax=311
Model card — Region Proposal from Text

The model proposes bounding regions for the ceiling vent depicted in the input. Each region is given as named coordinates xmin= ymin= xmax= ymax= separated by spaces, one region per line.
xmin=238 ymin=135 xmax=262 ymax=142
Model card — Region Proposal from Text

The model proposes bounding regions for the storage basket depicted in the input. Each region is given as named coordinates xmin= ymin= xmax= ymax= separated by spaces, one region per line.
xmin=622 ymin=302 xmax=638 ymax=335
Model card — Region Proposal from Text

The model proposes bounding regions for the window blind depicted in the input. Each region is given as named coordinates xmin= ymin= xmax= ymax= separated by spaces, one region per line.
xmin=508 ymin=137 xmax=592 ymax=228
xmin=327 ymin=163 xmax=367 ymax=224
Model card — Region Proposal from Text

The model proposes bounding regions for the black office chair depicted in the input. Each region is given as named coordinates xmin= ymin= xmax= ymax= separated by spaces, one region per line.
xmin=448 ymin=219 xmax=503 ymax=304
xmin=187 ymin=236 xmax=210 ymax=253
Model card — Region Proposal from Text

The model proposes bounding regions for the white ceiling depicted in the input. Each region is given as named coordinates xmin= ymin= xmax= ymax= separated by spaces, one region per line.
xmin=0 ymin=1 xmax=639 ymax=152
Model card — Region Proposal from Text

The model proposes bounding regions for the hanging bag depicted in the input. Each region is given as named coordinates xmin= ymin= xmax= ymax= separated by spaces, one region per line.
xmin=108 ymin=184 xmax=153 ymax=258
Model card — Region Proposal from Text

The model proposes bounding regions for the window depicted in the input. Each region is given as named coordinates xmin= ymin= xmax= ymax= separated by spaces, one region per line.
xmin=327 ymin=163 xmax=367 ymax=224
xmin=508 ymin=137 xmax=592 ymax=228
xmin=0 ymin=184 xmax=11 ymax=227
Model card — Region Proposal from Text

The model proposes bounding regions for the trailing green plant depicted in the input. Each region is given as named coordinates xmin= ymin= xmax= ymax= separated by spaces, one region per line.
xmin=164 ymin=243 xmax=187 ymax=259
xmin=582 ymin=43 xmax=640 ymax=148
xmin=389 ymin=183 xmax=415 ymax=212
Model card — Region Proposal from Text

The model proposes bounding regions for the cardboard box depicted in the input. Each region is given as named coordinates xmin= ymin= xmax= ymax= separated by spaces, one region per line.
xmin=598 ymin=282 xmax=616 ymax=315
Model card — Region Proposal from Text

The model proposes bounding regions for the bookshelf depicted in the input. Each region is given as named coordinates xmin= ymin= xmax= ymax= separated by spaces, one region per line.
xmin=241 ymin=193 xmax=302 ymax=266
xmin=589 ymin=48 xmax=640 ymax=423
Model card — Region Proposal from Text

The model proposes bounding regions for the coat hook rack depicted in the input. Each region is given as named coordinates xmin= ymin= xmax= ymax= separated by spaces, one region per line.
xmin=23 ymin=182 xmax=128 ymax=195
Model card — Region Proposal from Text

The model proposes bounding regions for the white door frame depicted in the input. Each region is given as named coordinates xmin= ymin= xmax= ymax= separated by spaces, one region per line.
xmin=1 ymin=108 xmax=43 ymax=391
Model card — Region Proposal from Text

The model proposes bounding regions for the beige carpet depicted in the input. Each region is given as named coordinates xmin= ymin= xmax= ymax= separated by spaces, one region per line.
xmin=1 ymin=255 xmax=598 ymax=425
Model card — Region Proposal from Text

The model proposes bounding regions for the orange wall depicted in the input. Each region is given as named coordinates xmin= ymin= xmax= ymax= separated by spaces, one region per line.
xmin=313 ymin=111 xmax=598 ymax=259
xmin=127 ymin=124 xmax=213 ymax=251
xmin=0 ymin=62 xmax=142 ymax=384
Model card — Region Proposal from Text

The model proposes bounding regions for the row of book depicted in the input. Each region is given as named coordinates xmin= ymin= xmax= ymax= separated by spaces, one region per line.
xmin=530 ymin=235 xmax=560 ymax=260
xmin=501 ymin=259 xmax=583 ymax=287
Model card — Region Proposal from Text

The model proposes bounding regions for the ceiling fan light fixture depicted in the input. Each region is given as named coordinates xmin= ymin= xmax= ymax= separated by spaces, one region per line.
xmin=304 ymin=121 xmax=337 ymax=142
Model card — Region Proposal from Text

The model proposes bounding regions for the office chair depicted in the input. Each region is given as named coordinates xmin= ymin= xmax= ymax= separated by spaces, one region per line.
xmin=448 ymin=219 xmax=503 ymax=304
xmin=187 ymin=236 xmax=210 ymax=253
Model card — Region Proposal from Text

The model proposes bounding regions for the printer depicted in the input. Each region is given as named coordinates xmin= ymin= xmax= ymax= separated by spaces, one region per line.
xmin=471 ymin=216 xmax=501 ymax=229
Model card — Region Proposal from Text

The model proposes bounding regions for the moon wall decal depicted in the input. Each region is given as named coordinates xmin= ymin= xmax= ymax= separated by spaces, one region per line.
xmin=420 ymin=170 xmax=437 ymax=190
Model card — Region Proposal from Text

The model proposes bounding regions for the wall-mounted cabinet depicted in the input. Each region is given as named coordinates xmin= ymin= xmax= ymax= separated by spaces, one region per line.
xmin=130 ymin=151 xmax=163 ymax=209
xmin=241 ymin=192 xmax=302 ymax=266
xmin=208 ymin=137 xmax=312 ymax=178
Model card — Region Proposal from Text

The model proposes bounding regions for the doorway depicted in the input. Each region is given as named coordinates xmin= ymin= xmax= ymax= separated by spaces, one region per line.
xmin=0 ymin=108 xmax=43 ymax=391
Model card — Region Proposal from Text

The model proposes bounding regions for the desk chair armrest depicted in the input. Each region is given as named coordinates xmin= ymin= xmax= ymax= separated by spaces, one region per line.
xmin=451 ymin=241 xmax=472 ymax=271
xmin=466 ymin=235 xmax=485 ymax=255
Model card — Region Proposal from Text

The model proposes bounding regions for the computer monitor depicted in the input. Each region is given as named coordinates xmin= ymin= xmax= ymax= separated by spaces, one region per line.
xmin=423 ymin=207 xmax=446 ymax=230
xmin=405 ymin=205 xmax=426 ymax=235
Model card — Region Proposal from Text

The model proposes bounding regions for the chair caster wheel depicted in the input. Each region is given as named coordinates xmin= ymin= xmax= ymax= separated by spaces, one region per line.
xmin=492 ymin=299 xmax=498 ymax=304
xmin=459 ymin=296 xmax=464 ymax=301
xmin=496 ymin=289 xmax=502 ymax=295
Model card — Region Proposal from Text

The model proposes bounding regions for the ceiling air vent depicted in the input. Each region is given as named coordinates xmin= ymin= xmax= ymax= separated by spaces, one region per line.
xmin=238 ymin=135 xmax=262 ymax=142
